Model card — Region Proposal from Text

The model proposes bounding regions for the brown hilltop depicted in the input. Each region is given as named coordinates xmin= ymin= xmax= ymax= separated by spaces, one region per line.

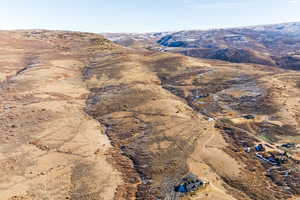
xmin=1 ymin=30 xmax=300 ymax=200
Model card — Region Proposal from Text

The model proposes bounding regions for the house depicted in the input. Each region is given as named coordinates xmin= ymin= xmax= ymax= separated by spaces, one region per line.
xmin=174 ymin=174 xmax=209 ymax=193
xmin=255 ymin=144 xmax=265 ymax=152
xmin=175 ymin=184 xmax=188 ymax=193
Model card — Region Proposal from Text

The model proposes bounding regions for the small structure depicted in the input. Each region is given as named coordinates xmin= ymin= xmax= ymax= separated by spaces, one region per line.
xmin=174 ymin=174 xmax=209 ymax=193
xmin=197 ymin=94 xmax=209 ymax=99
xmin=192 ymin=90 xmax=209 ymax=100
xmin=256 ymin=152 xmax=288 ymax=166
xmin=243 ymin=115 xmax=255 ymax=120
xmin=281 ymin=143 xmax=296 ymax=149
xmin=255 ymin=144 xmax=265 ymax=152
xmin=175 ymin=184 xmax=188 ymax=193
xmin=208 ymin=117 xmax=215 ymax=122
xmin=245 ymin=147 xmax=251 ymax=153
xmin=256 ymin=153 xmax=279 ymax=166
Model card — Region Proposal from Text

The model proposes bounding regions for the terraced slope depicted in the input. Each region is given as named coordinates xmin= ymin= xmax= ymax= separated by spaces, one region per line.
xmin=1 ymin=30 xmax=300 ymax=200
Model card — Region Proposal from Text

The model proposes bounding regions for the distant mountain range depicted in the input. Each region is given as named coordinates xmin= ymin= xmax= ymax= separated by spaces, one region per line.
xmin=101 ymin=32 xmax=171 ymax=49
xmin=104 ymin=22 xmax=300 ymax=70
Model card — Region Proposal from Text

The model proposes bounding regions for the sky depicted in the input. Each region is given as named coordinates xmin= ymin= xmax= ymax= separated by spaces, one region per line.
xmin=0 ymin=0 xmax=300 ymax=33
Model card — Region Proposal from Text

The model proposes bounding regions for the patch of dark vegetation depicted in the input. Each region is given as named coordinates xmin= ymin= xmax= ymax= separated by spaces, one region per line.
xmin=81 ymin=66 xmax=93 ymax=80
xmin=70 ymin=162 xmax=103 ymax=200
xmin=82 ymin=56 xmax=128 ymax=80
xmin=211 ymin=48 xmax=276 ymax=66
xmin=276 ymin=56 xmax=300 ymax=70
xmin=254 ymin=122 xmax=299 ymax=142
xmin=267 ymin=166 xmax=300 ymax=194
xmin=192 ymin=76 xmax=233 ymax=93
xmin=16 ymin=56 xmax=40 ymax=75
xmin=230 ymin=94 xmax=278 ymax=115
xmin=236 ymin=122 xmax=299 ymax=143
xmin=218 ymin=117 xmax=234 ymax=125
xmin=210 ymin=77 xmax=279 ymax=115
xmin=193 ymin=73 xmax=253 ymax=87
xmin=156 ymin=61 xmax=277 ymax=119
xmin=86 ymin=85 xmax=157 ymax=116
xmin=191 ymin=74 xmax=279 ymax=115
xmin=215 ymin=121 xmax=258 ymax=147
xmin=221 ymin=176 xmax=282 ymax=200
xmin=162 ymin=86 xmax=185 ymax=98
xmin=296 ymin=80 xmax=300 ymax=88
xmin=186 ymin=88 xmax=211 ymax=105
xmin=89 ymin=61 xmax=124 ymax=79
xmin=161 ymin=80 xmax=224 ymax=116
xmin=189 ymin=96 xmax=223 ymax=117
xmin=158 ymin=69 xmax=208 ymax=86
xmin=175 ymin=47 xmax=276 ymax=66
xmin=147 ymin=56 xmax=186 ymax=74
xmin=192 ymin=83 xmax=227 ymax=94
xmin=89 ymin=37 xmax=112 ymax=45
xmin=156 ymin=67 xmax=228 ymax=116
xmin=106 ymin=148 xmax=140 ymax=199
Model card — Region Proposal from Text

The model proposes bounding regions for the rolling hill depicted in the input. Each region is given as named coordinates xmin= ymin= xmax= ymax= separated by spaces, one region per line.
xmin=1 ymin=29 xmax=300 ymax=200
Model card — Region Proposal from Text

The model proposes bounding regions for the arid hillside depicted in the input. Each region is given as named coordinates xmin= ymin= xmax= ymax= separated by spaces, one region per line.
xmin=1 ymin=30 xmax=300 ymax=200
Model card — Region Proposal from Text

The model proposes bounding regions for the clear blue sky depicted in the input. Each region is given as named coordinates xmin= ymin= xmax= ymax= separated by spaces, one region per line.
xmin=0 ymin=0 xmax=300 ymax=33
